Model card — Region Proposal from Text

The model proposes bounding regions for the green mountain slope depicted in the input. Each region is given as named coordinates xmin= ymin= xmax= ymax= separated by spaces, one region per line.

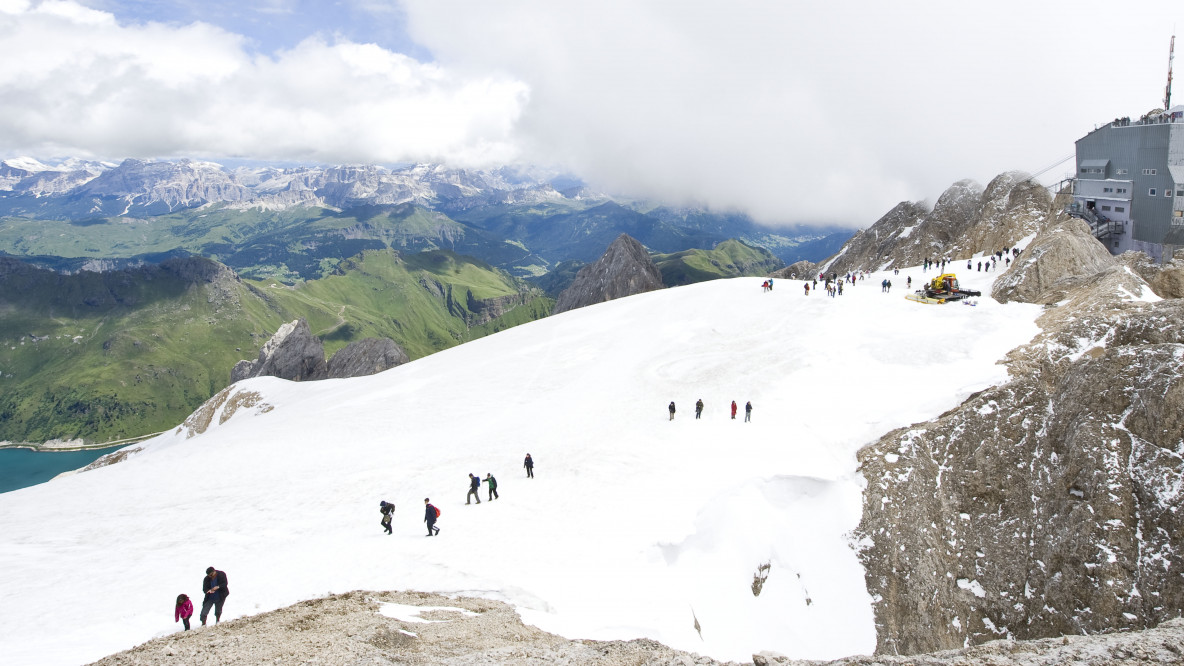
xmin=651 ymin=239 xmax=784 ymax=286
xmin=0 ymin=251 xmax=551 ymax=444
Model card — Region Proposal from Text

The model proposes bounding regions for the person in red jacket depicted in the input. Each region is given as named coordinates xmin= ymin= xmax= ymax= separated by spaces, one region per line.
xmin=731 ymin=400 xmax=738 ymax=419
xmin=175 ymin=593 xmax=193 ymax=631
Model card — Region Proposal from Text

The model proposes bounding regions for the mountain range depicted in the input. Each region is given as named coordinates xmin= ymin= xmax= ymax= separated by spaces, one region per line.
xmin=0 ymin=157 xmax=851 ymax=282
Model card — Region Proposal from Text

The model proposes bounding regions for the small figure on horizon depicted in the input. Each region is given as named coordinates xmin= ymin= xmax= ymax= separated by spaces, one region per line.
xmin=669 ymin=401 xmax=676 ymax=420
xmin=745 ymin=401 xmax=752 ymax=422
xmin=731 ymin=400 xmax=738 ymax=420
xmin=467 ymin=473 xmax=482 ymax=504
xmin=379 ymin=500 xmax=395 ymax=534
xmin=175 ymin=593 xmax=193 ymax=631
xmin=524 ymin=453 xmax=534 ymax=478
xmin=695 ymin=398 xmax=704 ymax=419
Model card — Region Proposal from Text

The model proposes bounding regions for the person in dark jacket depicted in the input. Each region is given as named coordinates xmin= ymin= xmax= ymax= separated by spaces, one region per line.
xmin=745 ymin=401 xmax=752 ymax=422
xmin=668 ymin=401 xmax=676 ymax=420
xmin=485 ymin=473 xmax=499 ymax=501
xmin=424 ymin=498 xmax=440 ymax=536
xmin=379 ymin=500 xmax=395 ymax=534
xmin=524 ymin=453 xmax=534 ymax=478
xmin=695 ymin=399 xmax=703 ymax=419
xmin=200 ymin=567 xmax=229 ymax=626
xmin=466 ymin=473 xmax=482 ymax=504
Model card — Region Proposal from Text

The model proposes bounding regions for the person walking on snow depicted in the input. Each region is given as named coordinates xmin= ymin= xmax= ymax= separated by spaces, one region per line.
xmin=745 ymin=401 xmax=752 ymax=422
xmin=731 ymin=400 xmax=738 ymax=419
xmin=467 ymin=473 xmax=482 ymax=504
xmin=199 ymin=567 xmax=229 ymax=626
xmin=485 ymin=473 xmax=499 ymax=501
xmin=524 ymin=453 xmax=534 ymax=478
xmin=668 ymin=401 xmax=676 ymax=420
xmin=175 ymin=594 xmax=193 ymax=631
xmin=379 ymin=500 xmax=395 ymax=534
xmin=424 ymin=498 xmax=440 ymax=536
xmin=695 ymin=399 xmax=704 ymax=419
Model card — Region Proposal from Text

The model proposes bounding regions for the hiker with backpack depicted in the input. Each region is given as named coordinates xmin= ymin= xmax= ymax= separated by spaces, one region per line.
xmin=424 ymin=498 xmax=440 ymax=536
xmin=379 ymin=500 xmax=395 ymax=535
xmin=524 ymin=453 xmax=534 ymax=478
xmin=467 ymin=473 xmax=482 ymax=504
xmin=485 ymin=473 xmax=499 ymax=501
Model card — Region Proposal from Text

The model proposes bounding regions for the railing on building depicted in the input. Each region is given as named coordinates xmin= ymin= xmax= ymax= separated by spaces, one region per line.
xmin=1065 ymin=202 xmax=1124 ymax=241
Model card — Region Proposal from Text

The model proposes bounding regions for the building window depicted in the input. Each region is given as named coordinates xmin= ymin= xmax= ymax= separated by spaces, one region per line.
xmin=1176 ymin=211 xmax=1184 ymax=218
xmin=1103 ymin=187 xmax=1113 ymax=193
xmin=1178 ymin=189 xmax=1184 ymax=196
xmin=1143 ymin=168 xmax=1158 ymax=175
xmin=1117 ymin=169 xmax=1128 ymax=175
xmin=1116 ymin=207 xmax=1125 ymax=212
xmin=1150 ymin=188 xmax=1157 ymax=196
xmin=1169 ymin=190 xmax=1175 ymax=197
xmin=1117 ymin=188 xmax=1127 ymax=193
xmin=1102 ymin=205 xmax=1112 ymax=211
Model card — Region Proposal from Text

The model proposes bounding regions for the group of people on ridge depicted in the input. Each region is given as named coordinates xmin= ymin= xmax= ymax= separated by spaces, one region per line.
xmin=379 ymin=453 xmax=536 ymax=537
xmin=670 ymin=399 xmax=752 ymax=422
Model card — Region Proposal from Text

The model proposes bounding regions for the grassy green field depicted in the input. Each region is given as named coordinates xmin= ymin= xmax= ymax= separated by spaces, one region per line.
xmin=652 ymin=239 xmax=783 ymax=286
xmin=0 ymin=250 xmax=551 ymax=444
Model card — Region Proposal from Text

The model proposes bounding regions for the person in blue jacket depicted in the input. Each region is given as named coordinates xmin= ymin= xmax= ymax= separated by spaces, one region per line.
xmin=424 ymin=498 xmax=440 ymax=536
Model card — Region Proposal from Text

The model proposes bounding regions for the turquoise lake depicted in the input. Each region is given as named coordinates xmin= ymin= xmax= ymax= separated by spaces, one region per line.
xmin=0 ymin=446 xmax=122 ymax=494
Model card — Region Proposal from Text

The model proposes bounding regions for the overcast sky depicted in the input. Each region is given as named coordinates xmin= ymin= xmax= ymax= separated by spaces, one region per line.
xmin=0 ymin=0 xmax=1180 ymax=226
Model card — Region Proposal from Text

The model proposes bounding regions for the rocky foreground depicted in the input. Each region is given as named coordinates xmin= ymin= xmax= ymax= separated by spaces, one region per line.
xmin=88 ymin=590 xmax=1184 ymax=666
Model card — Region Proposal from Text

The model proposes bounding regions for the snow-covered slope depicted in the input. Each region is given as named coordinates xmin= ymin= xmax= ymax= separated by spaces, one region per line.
xmin=0 ymin=266 xmax=1041 ymax=665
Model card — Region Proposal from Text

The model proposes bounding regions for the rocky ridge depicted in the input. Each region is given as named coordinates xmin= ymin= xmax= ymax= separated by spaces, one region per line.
xmin=230 ymin=318 xmax=409 ymax=383
xmin=813 ymin=171 xmax=1049 ymax=278
xmin=552 ymin=233 xmax=665 ymax=314
xmin=854 ymin=209 xmax=1184 ymax=654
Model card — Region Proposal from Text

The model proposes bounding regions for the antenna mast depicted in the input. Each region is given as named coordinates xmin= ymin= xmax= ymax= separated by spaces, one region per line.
xmin=1167 ymin=34 xmax=1175 ymax=110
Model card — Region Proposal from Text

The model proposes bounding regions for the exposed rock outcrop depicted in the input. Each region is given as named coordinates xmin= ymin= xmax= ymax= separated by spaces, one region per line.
xmin=854 ymin=217 xmax=1184 ymax=654
xmin=772 ymin=260 xmax=818 ymax=280
xmin=553 ymin=233 xmax=664 ymax=314
xmin=821 ymin=172 xmax=1049 ymax=276
xmin=231 ymin=319 xmax=407 ymax=383
xmin=325 ymin=337 xmax=410 ymax=379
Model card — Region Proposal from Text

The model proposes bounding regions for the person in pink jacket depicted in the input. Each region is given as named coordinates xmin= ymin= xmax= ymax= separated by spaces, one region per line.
xmin=175 ymin=593 xmax=194 ymax=630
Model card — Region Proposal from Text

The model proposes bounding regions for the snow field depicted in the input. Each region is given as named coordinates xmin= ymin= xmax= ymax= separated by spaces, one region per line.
xmin=0 ymin=263 xmax=1042 ymax=664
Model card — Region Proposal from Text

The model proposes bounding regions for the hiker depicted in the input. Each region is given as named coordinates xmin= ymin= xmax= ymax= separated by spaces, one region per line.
xmin=199 ymin=567 xmax=229 ymax=626
xmin=885 ymin=280 xmax=891 ymax=293
xmin=768 ymin=277 xmax=773 ymax=290
xmin=907 ymin=276 xmax=912 ymax=288
xmin=731 ymin=400 xmax=738 ymax=420
xmin=761 ymin=280 xmax=769 ymax=291
xmin=424 ymin=498 xmax=440 ymax=536
xmin=745 ymin=401 xmax=752 ymax=422
xmin=804 ymin=282 xmax=810 ymax=295
xmin=485 ymin=473 xmax=499 ymax=500
xmin=524 ymin=453 xmax=534 ymax=478
xmin=467 ymin=473 xmax=482 ymax=504
xmin=695 ymin=399 xmax=704 ymax=419
xmin=668 ymin=401 xmax=676 ymax=420
xmin=175 ymin=593 xmax=193 ymax=631
xmin=379 ymin=500 xmax=395 ymax=535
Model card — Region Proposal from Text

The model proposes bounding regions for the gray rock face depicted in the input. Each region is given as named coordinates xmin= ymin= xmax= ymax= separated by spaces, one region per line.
xmin=855 ymin=219 xmax=1184 ymax=654
xmin=553 ymin=233 xmax=664 ymax=314
xmin=821 ymin=172 xmax=1050 ymax=276
xmin=231 ymin=319 xmax=408 ymax=383
xmin=231 ymin=319 xmax=327 ymax=383
xmin=991 ymin=216 xmax=1118 ymax=304
xmin=325 ymin=338 xmax=410 ymax=379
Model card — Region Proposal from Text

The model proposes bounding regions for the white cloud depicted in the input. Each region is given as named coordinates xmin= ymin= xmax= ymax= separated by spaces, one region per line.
xmin=0 ymin=1 xmax=527 ymax=166
xmin=401 ymin=0 xmax=1183 ymax=225
xmin=1 ymin=0 xmax=1181 ymax=226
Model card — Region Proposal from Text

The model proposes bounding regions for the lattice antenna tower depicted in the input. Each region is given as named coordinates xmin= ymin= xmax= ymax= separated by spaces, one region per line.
xmin=1166 ymin=33 xmax=1175 ymax=110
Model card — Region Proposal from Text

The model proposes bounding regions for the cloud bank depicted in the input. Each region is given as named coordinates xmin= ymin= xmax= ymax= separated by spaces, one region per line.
xmin=1 ymin=0 xmax=1181 ymax=225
